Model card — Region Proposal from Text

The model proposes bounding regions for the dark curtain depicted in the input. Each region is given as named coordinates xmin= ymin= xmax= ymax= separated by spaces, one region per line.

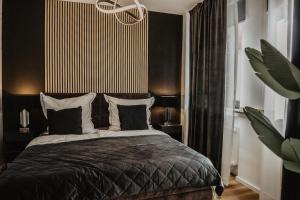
xmin=188 ymin=0 xmax=227 ymax=172
xmin=281 ymin=1 xmax=300 ymax=199
xmin=281 ymin=100 xmax=300 ymax=200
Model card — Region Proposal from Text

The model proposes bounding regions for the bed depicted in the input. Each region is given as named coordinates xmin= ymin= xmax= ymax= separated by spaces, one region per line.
xmin=0 ymin=94 xmax=223 ymax=200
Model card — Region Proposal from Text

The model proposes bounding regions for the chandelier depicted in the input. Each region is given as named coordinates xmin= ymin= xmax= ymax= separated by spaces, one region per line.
xmin=95 ymin=0 xmax=147 ymax=26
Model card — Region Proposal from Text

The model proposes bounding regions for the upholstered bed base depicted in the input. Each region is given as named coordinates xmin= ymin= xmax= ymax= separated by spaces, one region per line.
xmin=118 ymin=187 xmax=213 ymax=200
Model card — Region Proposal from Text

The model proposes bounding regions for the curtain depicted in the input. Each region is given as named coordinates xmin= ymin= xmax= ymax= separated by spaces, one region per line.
xmin=188 ymin=0 xmax=227 ymax=172
xmin=259 ymin=1 xmax=291 ymax=199
xmin=221 ymin=1 xmax=238 ymax=186
xmin=283 ymin=1 xmax=300 ymax=200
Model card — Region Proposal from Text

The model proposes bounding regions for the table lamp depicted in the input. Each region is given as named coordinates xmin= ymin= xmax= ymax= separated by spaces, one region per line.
xmin=20 ymin=109 xmax=30 ymax=133
xmin=156 ymin=95 xmax=178 ymax=126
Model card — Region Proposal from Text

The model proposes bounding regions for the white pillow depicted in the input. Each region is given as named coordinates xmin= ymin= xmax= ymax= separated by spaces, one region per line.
xmin=40 ymin=93 xmax=97 ymax=134
xmin=104 ymin=94 xmax=155 ymax=131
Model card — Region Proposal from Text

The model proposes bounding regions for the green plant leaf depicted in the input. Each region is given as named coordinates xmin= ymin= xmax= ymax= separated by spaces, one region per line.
xmin=283 ymin=160 xmax=300 ymax=174
xmin=260 ymin=39 xmax=300 ymax=93
xmin=245 ymin=47 xmax=300 ymax=99
xmin=282 ymin=138 xmax=300 ymax=162
xmin=243 ymin=107 xmax=284 ymax=158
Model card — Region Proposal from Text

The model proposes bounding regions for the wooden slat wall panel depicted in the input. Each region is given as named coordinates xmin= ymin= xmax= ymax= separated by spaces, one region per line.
xmin=45 ymin=0 xmax=148 ymax=93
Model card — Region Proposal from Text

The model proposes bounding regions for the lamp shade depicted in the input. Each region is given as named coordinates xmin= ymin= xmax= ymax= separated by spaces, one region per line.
xmin=155 ymin=95 xmax=178 ymax=108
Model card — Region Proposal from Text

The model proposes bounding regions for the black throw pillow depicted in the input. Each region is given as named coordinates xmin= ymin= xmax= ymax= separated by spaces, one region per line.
xmin=117 ymin=105 xmax=148 ymax=131
xmin=47 ymin=107 xmax=82 ymax=135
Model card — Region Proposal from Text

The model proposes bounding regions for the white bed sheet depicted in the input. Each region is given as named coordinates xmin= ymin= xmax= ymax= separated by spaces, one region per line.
xmin=27 ymin=129 xmax=167 ymax=148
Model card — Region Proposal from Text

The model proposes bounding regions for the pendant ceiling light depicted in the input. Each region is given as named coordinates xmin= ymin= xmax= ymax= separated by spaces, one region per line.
xmin=95 ymin=0 xmax=147 ymax=26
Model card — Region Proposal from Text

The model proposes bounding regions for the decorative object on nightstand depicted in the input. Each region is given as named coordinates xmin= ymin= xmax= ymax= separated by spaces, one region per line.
xmin=155 ymin=95 xmax=178 ymax=126
xmin=4 ymin=131 xmax=35 ymax=163
xmin=153 ymin=124 xmax=182 ymax=142
xmin=19 ymin=109 xmax=30 ymax=133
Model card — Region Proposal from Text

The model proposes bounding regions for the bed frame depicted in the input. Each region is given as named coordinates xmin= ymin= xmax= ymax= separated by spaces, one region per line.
xmin=45 ymin=93 xmax=215 ymax=199
xmin=4 ymin=92 xmax=215 ymax=200
xmin=118 ymin=187 xmax=213 ymax=200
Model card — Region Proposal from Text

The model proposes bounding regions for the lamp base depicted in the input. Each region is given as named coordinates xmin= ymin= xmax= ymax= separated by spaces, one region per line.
xmin=164 ymin=107 xmax=173 ymax=126
xmin=164 ymin=121 xmax=173 ymax=126
xmin=19 ymin=127 xmax=30 ymax=133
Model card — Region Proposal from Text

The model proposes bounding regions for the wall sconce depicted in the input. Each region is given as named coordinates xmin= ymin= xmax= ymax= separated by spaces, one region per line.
xmin=10 ymin=77 xmax=43 ymax=95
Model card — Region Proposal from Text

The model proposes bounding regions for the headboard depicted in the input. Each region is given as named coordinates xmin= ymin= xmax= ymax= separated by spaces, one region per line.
xmin=3 ymin=93 xmax=151 ymax=134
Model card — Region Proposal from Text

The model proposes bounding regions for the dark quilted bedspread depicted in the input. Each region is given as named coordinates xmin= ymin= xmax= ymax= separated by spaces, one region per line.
xmin=0 ymin=135 xmax=223 ymax=200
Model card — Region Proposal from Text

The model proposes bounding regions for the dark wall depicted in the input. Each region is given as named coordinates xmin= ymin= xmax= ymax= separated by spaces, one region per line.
xmin=149 ymin=12 xmax=182 ymax=96
xmin=2 ymin=0 xmax=45 ymax=133
xmin=3 ymin=0 xmax=45 ymax=95
xmin=148 ymin=12 xmax=183 ymax=124
xmin=2 ymin=2 xmax=183 ymax=131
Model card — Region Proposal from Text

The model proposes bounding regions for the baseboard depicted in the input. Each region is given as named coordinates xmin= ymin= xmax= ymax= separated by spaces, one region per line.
xmin=236 ymin=176 xmax=260 ymax=193
xmin=259 ymin=192 xmax=276 ymax=200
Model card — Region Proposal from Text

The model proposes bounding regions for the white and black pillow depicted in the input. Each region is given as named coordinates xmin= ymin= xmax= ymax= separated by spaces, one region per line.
xmin=47 ymin=107 xmax=82 ymax=135
xmin=104 ymin=94 xmax=155 ymax=131
xmin=117 ymin=105 xmax=148 ymax=131
xmin=40 ymin=93 xmax=96 ymax=133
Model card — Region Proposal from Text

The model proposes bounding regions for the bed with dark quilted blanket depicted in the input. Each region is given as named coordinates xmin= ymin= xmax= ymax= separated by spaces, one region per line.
xmin=0 ymin=135 xmax=223 ymax=200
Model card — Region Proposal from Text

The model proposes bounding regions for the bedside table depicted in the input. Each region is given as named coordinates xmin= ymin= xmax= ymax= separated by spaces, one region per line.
xmin=4 ymin=131 xmax=35 ymax=163
xmin=0 ymin=163 xmax=7 ymax=174
xmin=153 ymin=124 xmax=182 ymax=142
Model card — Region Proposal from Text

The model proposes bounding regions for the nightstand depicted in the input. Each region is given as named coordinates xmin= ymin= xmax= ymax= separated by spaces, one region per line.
xmin=153 ymin=124 xmax=182 ymax=142
xmin=4 ymin=131 xmax=35 ymax=163
xmin=0 ymin=163 xmax=7 ymax=174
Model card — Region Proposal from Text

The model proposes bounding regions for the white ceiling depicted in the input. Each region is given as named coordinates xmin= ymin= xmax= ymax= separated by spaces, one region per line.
xmin=136 ymin=0 xmax=202 ymax=14
xmin=63 ymin=0 xmax=202 ymax=15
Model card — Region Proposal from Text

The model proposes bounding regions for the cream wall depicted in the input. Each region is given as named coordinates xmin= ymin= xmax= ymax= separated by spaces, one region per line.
xmin=181 ymin=12 xmax=190 ymax=145
xmin=235 ymin=0 xmax=267 ymax=194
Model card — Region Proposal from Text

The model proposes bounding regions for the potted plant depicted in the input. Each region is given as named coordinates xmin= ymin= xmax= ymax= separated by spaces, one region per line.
xmin=244 ymin=40 xmax=300 ymax=200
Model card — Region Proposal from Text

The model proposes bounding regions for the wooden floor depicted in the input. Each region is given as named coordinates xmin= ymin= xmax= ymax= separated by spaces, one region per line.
xmin=220 ymin=177 xmax=259 ymax=200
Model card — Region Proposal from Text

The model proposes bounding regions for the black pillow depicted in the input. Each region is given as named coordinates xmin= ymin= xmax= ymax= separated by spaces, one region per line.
xmin=47 ymin=107 xmax=82 ymax=135
xmin=117 ymin=105 xmax=148 ymax=131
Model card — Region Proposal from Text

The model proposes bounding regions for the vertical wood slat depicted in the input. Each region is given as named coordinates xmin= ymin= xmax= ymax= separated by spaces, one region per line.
xmin=45 ymin=0 xmax=148 ymax=93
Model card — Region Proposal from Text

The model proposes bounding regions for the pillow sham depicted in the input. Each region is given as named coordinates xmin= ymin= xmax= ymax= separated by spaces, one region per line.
xmin=104 ymin=94 xmax=155 ymax=131
xmin=40 ymin=93 xmax=96 ymax=133
xmin=117 ymin=105 xmax=148 ymax=131
xmin=47 ymin=107 xmax=82 ymax=135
